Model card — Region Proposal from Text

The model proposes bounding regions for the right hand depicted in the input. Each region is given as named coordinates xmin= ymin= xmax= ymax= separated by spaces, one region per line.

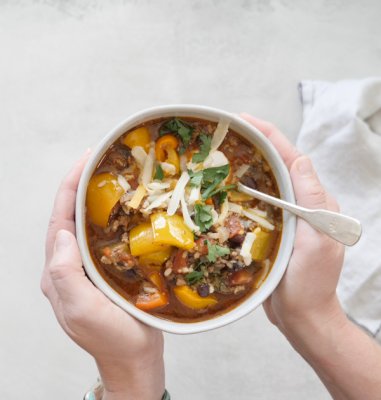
xmin=41 ymin=153 xmax=165 ymax=400
xmin=241 ymin=114 xmax=345 ymax=334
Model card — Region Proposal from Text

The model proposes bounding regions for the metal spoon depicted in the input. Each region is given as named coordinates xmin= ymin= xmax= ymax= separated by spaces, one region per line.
xmin=237 ymin=182 xmax=362 ymax=246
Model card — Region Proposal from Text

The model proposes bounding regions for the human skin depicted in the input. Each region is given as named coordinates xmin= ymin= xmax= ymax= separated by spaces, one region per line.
xmin=42 ymin=117 xmax=381 ymax=400
xmin=41 ymin=151 xmax=165 ymax=400
xmin=242 ymin=113 xmax=381 ymax=400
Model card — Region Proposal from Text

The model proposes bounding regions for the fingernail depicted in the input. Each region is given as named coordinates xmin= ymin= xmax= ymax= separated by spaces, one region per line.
xmin=55 ymin=230 xmax=71 ymax=251
xmin=296 ymin=156 xmax=314 ymax=177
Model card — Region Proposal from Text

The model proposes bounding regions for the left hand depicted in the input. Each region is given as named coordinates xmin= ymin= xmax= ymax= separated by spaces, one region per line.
xmin=41 ymin=152 xmax=165 ymax=400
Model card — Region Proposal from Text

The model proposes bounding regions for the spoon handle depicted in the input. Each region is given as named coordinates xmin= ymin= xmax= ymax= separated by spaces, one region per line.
xmin=237 ymin=183 xmax=362 ymax=246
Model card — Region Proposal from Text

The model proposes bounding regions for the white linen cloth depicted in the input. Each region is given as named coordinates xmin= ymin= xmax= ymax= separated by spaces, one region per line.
xmin=297 ymin=78 xmax=381 ymax=336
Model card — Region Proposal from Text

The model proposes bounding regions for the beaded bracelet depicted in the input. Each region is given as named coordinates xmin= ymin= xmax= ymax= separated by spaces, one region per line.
xmin=83 ymin=378 xmax=171 ymax=400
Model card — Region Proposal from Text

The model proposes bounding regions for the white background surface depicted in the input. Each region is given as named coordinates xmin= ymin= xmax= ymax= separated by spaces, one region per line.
xmin=1 ymin=1 xmax=380 ymax=398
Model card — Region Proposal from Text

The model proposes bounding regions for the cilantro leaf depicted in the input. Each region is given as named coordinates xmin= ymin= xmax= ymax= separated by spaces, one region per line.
xmin=159 ymin=118 xmax=193 ymax=154
xmin=192 ymin=134 xmax=212 ymax=163
xmin=201 ymin=164 xmax=230 ymax=199
xmin=209 ymin=184 xmax=236 ymax=198
xmin=206 ymin=240 xmax=231 ymax=262
xmin=185 ymin=270 xmax=204 ymax=285
xmin=188 ymin=169 xmax=203 ymax=187
xmin=154 ymin=164 xmax=164 ymax=180
xmin=194 ymin=204 xmax=213 ymax=232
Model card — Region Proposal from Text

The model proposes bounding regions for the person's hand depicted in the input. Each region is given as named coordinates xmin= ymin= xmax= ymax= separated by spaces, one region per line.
xmin=41 ymin=152 xmax=165 ymax=400
xmin=241 ymin=114 xmax=345 ymax=337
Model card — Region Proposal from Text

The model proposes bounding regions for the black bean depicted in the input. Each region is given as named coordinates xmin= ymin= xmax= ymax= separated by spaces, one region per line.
xmin=197 ymin=284 xmax=210 ymax=297
xmin=232 ymin=262 xmax=244 ymax=271
xmin=240 ymin=174 xmax=257 ymax=189
xmin=229 ymin=234 xmax=245 ymax=247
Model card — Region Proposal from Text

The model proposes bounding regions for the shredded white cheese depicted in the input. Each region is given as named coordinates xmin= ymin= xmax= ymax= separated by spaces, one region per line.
xmin=167 ymin=171 xmax=190 ymax=216
xmin=180 ymin=194 xmax=200 ymax=233
xmin=248 ymin=207 xmax=267 ymax=218
xmin=188 ymin=186 xmax=201 ymax=205
xmin=211 ymin=208 xmax=219 ymax=225
xmin=242 ymin=209 xmax=274 ymax=230
xmin=160 ymin=162 xmax=176 ymax=176
xmin=211 ymin=119 xmax=230 ymax=152
xmin=146 ymin=181 xmax=171 ymax=194
xmin=140 ymin=147 xmax=155 ymax=188
xmin=235 ymin=164 xmax=250 ymax=178
xmin=228 ymin=202 xmax=242 ymax=214
xmin=128 ymin=184 xmax=147 ymax=209
xmin=142 ymin=190 xmax=173 ymax=212
xmin=217 ymin=198 xmax=229 ymax=225
xmin=240 ymin=232 xmax=256 ymax=266
xmin=203 ymin=150 xmax=229 ymax=169
xmin=117 ymin=175 xmax=130 ymax=192
xmin=131 ymin=146 xmax=147 ymax=168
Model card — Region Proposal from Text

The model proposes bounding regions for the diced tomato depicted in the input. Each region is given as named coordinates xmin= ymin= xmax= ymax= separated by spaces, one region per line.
xmin=172 ymin=249 xmax=188 ymax=273
xmin=225 ymin=215 xmax=244 ymax=238
xmin=229 ymin=269 xmax=253 ymax=286
xmin=195 ymin=237 xmax=208 ymax=255
xmin=135 ymin=291 xmax=168 ymax=311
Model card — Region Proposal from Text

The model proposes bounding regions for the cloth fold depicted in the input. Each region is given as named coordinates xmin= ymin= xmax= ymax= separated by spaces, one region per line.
xmin=297 ymin=78 xmax=381 ymax=336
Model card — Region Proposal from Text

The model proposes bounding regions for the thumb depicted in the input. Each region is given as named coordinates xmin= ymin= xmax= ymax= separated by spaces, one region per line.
xmin=49 ymin=229 xmax=93 ymax=304
xmin=290 ymin=156 xmax=328 ymax=210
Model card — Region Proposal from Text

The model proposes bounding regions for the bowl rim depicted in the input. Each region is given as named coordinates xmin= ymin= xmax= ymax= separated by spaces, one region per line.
xmin=75 ymin=104 xmax=296 ymax=334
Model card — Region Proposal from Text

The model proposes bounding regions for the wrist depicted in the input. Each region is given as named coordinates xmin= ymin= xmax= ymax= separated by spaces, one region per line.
xmin=97 ymin=355 xmax=165 ymax=400
xmin=278 ymin=297 xmax=349 ymax=356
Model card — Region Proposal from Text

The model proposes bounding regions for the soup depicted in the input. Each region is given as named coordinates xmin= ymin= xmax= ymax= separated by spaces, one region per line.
xmin=85 ymin=117 xmax=282 ymax=322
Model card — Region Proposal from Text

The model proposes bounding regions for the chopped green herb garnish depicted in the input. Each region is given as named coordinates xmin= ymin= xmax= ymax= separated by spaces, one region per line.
xmin=154 ymin=164 xmax=164 ymax=180
xmin=188 ymin=169 xmax=203 ymax=187
xmin=214 ymin=190 xmax=228 ymax=206
xmin=159 ymin=118 xmax=193 ymax=154
xmin=185 ymin=270 xmax=204 ymax=285
xmin=192 ymin=133 xmax=212 ymax=163
xmin=194 ymin=203 xmax=214 ymax=232
xmin=209 ymin=184 xmax=236 ymax=198
xmin=194 ymin=257 xmax=210 ymax=269
xmin=201 ymin=164 xmax=230 ymax=200
xmin=206 ymin=240 xmax=231 ymax=262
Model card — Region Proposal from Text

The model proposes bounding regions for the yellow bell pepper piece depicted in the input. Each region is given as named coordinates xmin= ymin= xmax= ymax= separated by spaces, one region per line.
xmin=150 ymin=212 xmax=194 ymax=250
xmin=155 ymin=135 xmax=180 ymax=174
xmin=228 ymin=191 xmax=252 ymax=202
xmin=174 ymin=286 xmax=217 ymax=309
xmin=128 ymin=184 xmax=146 ymax=209
xmin=86 ymin=173 xmax=125 ymax=227
xmin=138 ymin=247 xmax=173 ymax=266
xmin=250 ymin=229 xmax=272 ymax=261
xmin=122 ymin=127 xmax=151 ymax=152
xmin=129 ymin=222 xmax=168 ymax=256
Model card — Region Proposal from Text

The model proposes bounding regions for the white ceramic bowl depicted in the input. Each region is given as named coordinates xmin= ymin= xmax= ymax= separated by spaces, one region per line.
xmin=76 ymin=105 xmax=296 ymax=334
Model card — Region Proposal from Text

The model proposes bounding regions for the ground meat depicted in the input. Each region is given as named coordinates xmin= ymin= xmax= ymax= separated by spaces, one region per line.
xmin=220 ymin=134 xmax=254 ymax=164
xmin=101 ymin=243 xmax=137 ymax=270
xmin=195 ymin=236 xmax=208 ymax=255
xmin=224 ymin=215 xmax=244 ymax=238
xmin=106 ymin=147 xmax=131 ymax=170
